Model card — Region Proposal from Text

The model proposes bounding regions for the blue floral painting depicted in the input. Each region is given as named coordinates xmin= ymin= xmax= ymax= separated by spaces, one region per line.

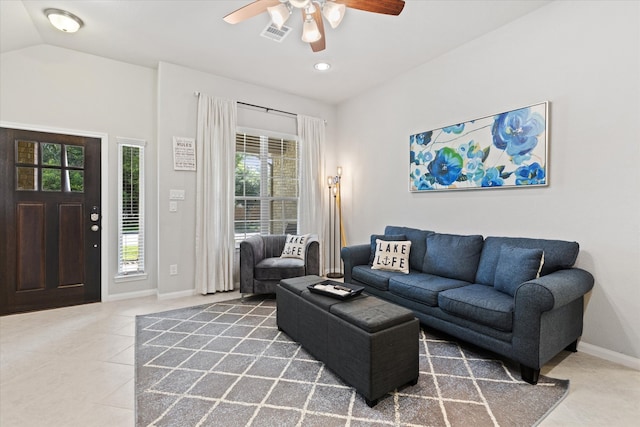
xmin=410 ymin=102 xmax=548 ymax=191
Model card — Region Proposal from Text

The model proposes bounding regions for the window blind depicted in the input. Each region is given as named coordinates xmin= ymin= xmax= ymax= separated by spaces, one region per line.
xmin=117 ymin=139 xmax=145 ymax=275
xmin=234 ymin=130 xmax=299 ymax=244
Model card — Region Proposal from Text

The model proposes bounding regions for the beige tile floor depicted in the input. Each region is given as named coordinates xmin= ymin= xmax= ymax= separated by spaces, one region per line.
xmin=1 ymin=291 xmax=639 ymax=426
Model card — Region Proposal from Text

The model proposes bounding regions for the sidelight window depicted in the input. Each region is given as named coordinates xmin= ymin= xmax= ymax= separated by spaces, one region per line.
xmin=117 ymin=138 xmax=145 ymax=277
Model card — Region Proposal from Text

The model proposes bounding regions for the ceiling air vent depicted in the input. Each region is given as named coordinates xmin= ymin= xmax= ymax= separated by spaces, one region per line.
xmin=260 ymin=23 xmax=292 ymax=43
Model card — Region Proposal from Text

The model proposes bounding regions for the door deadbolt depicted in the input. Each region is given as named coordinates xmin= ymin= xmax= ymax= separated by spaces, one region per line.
xmin=90 ymin=206 xmax=100 ymax=222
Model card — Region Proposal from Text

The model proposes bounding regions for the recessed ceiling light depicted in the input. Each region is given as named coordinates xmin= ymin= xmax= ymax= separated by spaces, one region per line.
xmin=314 ymin=62 xmax=331 ymax=71
xmin=44 ymin=8 xmax=84 ymax=33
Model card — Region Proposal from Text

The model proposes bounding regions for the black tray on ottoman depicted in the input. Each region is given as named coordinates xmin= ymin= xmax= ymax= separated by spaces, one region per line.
xmin=307 ymin=280 xmax=364 ymax=300
xmin=277 ymin=275 xmax=419 ymax=407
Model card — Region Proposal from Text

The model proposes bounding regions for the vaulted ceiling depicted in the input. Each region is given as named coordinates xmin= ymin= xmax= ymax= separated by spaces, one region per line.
xmin=1 ymin=1 xmax=550 ymax=104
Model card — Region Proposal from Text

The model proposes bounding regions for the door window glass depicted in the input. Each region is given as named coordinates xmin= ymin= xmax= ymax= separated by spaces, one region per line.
xmin=16 ymin=167 xmax=38 ymax=191
xmin=16 ymin=140 xmax=38 ymax=164
xmin=41 ymin=143 xmax=61 ymax=166
xmin=15 ymin=141 xmax=85 ymax=192
xmin=66 ymin=170 xmax=84 ymax=192
xmin=65 ymin=146 xmax=84 ymax=168
xmin=42 ymin=168 xmax=62 ymax=191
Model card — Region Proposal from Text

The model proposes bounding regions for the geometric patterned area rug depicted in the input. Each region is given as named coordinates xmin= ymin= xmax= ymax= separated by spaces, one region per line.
xmin=136 ymin=297 xmax=568 ymax=427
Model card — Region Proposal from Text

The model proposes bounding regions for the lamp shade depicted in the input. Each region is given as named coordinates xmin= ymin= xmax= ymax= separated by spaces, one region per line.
xmin=322 ymin=1 xmax=345 ymax=29
xmin=267 ymin=3 xmax=291 ymax=29
xmin=44 ymin=8 xmax=83 ymax=33
xmin=301 ymin=16 xmax=321 ymax=43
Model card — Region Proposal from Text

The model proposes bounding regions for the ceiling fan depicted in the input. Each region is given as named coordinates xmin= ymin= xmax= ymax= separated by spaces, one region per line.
xmin=223 ymin=0 xmax=405 ymax=52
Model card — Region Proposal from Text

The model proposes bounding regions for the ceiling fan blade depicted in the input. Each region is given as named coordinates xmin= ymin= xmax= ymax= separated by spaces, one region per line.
xmin=223 ymin=0 xmax=281 ymax=24
xmin=306 ymin=7 xmax=326 ymax=52
xmin=336 ymin=0 xmax=405 ymax=16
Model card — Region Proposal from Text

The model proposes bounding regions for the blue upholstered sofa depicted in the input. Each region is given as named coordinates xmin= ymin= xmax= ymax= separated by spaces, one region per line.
xmin=341 ymin=225 xmax=594 ymax=384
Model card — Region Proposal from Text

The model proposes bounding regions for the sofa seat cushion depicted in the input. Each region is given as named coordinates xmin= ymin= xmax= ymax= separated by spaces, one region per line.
xmin=438 ymin=284 xmax=514 ymax=332
xmin=422 ymin=233 xmax=484 ymax=282
xmin=254 ymin=257 xmax=305 ymax=281
xmin=352 ymin=265 xmax=404 ymax=291
xmin=388 ymin=273 xmax=470 ymax=307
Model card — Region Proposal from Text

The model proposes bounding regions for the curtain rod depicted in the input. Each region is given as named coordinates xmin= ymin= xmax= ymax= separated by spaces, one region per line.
xmin=193 ymin=91 xmax=297 ymax=118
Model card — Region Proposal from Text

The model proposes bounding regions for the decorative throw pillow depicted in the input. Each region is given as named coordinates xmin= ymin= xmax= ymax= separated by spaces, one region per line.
xmin=369 ymin=234 xmax=407 ymax=265
xmin=371 ymin=239 xmax=412 ymax=274
xmin=280 ymin=234 xmax=310 ymax=260
xmin=494 ymin=245 xmax=544 ymax=296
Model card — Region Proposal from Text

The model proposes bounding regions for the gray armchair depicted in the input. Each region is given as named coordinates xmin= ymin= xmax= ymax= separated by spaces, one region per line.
xmin=240 ymin=234 xmax=320 ymax=297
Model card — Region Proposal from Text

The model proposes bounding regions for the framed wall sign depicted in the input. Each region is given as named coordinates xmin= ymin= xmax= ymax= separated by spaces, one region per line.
xmin=410 ymin=101 xmax=548 ymax=192
xmin=173 ymin=136 xmax=196 ymax=171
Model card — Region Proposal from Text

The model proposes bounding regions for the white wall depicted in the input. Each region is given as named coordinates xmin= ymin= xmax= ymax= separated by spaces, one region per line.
xmin=335 ymin=1 xmax=640 ymax=361
xmin=0 ymin=45 xmax=158 ymax=298
xmin=155 ymin=62 xmax=336 ymax=296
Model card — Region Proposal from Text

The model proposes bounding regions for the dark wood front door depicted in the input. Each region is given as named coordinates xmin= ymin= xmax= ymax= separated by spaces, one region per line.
xmin=0 ymin=128 xmax=101 ymax=315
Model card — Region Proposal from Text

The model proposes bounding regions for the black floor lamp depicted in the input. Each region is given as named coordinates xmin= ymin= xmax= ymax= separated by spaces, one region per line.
xmin=327 ymin=167 xmax=343 ymax=279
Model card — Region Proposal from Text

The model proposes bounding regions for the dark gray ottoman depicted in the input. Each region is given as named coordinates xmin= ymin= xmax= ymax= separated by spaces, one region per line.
xmin=277 ymin=275 xmax=419 ymax=407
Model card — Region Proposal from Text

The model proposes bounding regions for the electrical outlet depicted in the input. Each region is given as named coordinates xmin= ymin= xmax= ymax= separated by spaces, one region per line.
xmin=169 ymin=264 xmax=178 ymax=275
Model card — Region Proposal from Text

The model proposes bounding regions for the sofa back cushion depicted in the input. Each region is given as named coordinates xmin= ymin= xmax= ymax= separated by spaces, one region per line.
xmin=475 ymin=236 xmax=579 ymax=286
xmin=422 ymin=233 xmax=484 ymax=282
xmin=385 ymin=226 xmax=434 ymax=271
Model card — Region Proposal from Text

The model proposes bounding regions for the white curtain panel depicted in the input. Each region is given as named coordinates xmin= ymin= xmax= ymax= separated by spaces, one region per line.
xmin=195 ymin=95 xmax=237 ymax=294
xmin=297 ymin=114 xmax=326 ymax=266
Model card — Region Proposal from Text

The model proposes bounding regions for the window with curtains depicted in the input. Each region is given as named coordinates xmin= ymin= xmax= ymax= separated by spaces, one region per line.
xmin=116 ymin=138 xmax=146 ymax=278
xmin=234 ymin=128 xmax=299 ymax=245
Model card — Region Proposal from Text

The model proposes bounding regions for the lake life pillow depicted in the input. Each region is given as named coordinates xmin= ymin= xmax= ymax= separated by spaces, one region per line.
xmin=280 ymin=234 xmax=310 ymax=260
xmin=369 ymin=233 xmax=407 ymax=265
xmin=371 ymin=239 xmax=412 ymax=274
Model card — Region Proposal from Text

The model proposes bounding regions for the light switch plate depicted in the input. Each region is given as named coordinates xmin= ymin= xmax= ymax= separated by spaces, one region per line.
xmin=169 ymin=201 xmax=178 ymax=212
xmin=169 ymin=189 xmax=185 ymax=200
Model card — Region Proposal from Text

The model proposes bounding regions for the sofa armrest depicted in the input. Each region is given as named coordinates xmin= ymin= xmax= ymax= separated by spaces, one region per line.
xmin=513 ymin=267 xmax=594 ymax=369
xmin=305 ymin=236 xmax=320 ymax=276
xmin=515 ymin=268 xmax=594 ymax=312
xmin=240 ymin=235 xmax=265 ymax=293
xmin=341 ymin=244 xmax=371 ymax=284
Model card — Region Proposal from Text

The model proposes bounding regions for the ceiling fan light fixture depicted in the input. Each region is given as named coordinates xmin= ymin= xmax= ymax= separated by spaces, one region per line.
xmin=301 ymin=16 xmax=321 ymax=43
xmin=289 ymin=0 xmax=311 ymax=8
xmin=44 ymin=8 xmax=83 ymax=33
xmin=267 ymin=3 xmax=291 ymax=29
xmin=322 ymin=1 xmax=345 ymax=29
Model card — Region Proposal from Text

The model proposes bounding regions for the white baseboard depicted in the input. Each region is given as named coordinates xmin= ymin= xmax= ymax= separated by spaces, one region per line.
xmin=157 ymin=289 xmax=198 ymax=300
xmin=103 ymin=288 xmax=199 ymax=302
xmin=579 ymin=341 xmax=640 ymax=371
xmin=103 ymin=289 xmax=156 ymax=302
